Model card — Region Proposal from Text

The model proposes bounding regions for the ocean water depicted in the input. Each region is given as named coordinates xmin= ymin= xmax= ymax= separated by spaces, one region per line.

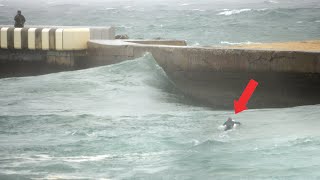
xmin=0 ymin=0 xmax=320 ymax=45
xmin=1 ymin=0 xmax=320 ymax=179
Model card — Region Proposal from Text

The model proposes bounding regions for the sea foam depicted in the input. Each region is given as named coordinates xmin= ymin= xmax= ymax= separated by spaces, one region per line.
xmin=220 ymin=41 xmax=260 ymax=45
xmin=217 ymin=9 xmax=252 ymax=16
xmin=217 ymin=8 xmax=268 ymax=16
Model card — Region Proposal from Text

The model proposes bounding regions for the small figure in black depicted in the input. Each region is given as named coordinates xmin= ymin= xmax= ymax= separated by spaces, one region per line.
xmin=223 ymin=117 xmax=241 ymax=131
xmin=14 ymin=10 xmax=26 ymax=28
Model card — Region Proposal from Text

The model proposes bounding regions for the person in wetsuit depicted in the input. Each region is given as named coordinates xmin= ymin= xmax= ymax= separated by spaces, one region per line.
xmin=223 ymin=117 xmax=241 ymax=131
xmin=14 ymin=10 xmax=26 ymax=28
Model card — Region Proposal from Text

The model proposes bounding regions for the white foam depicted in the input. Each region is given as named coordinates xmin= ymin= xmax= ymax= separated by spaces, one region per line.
xmin=180 ymin=3 xmax=190 ymax=6
xmin=191 ymin=9 xmax=205 ymax=12
xmin=118 ymin=25 xmax=133 ymax=29
xmin=123 ymin=6 xmax=132 ymax=9
xmin=220 ymin=41 xmax=260 ymax=45
xmin=191 ymin=42 xmax=201 ymax=46
xmin=192 ymin=139 xmax=200 ymax=146
xmin=71 ymin=130 xmax=77 ymax=135
xmin=105 ymin=8 xmax=117 ymax=10
xmin=16 ymin=154 xmax=111 ymax=163
xmin=217 ymin=9 xmax=252 ymax=16
xmin=44 ymin=174 xmax=106 ymax=180
xmin=218 ymin=125 xmax=225 ymax=130
xmin=264 ymin=0 xmax=279 ymax=4
xmin=315 ymin=20 xmax=320 ymax=23
xmin=32 ymin=154 xmax=53 ymax=161
xmin=296 ymin=21 xmax=303 ymax=24
xmin=258 ymin=8 xmax=268 ymax=11
xmin=61 ymin=155 xmax=111 ymax=162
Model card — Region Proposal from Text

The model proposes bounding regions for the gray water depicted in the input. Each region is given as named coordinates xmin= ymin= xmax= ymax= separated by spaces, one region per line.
xmin=1 ymin=0 xmax=320 ymax=179
xmin=1 ymin=0 xmax=320 ymax=45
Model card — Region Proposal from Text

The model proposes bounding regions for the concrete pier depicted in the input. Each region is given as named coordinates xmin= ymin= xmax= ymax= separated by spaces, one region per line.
xmin=0 ymin=26 xmax=115 ymax=77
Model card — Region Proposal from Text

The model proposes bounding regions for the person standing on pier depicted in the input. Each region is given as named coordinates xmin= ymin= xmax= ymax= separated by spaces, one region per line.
xmin=14 ymin=10 xmax=26 ymax=28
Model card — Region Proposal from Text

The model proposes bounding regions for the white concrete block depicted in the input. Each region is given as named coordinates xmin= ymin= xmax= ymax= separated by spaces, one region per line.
xmin=89 ymin=27 xmax=115 ymax=40
xmin=28 ymin=28 xmax=36 ymax=50
xmin=63 ymin=28 xmax=90 ymax=50
xmin=14 ymin=28 xmax=22 ymax=49
xmin=42 ymin=28 xmax=50 ymax=50
xmin=0 ymin=28 xmax=8 ymax=49
xmin=55 ymin=28 xmax=63 ymax=50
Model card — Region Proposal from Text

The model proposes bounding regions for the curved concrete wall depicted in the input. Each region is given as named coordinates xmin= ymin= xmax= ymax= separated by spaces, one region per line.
xmin=88 ymin=40 xmax=320 ymax=73
xmin=87 ymin=40 xmax=320 ymax=109
xmin=0 ymin=26 xmax=115 ymax=50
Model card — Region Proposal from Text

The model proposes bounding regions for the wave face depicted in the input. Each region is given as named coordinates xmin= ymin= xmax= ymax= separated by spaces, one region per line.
xmin=0 ymin=54 xmax=186 ymax=117
xmin=0 ymin=54 xmax=320 ymax=179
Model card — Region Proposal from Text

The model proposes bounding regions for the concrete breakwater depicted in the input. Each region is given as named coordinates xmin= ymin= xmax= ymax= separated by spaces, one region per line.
xmin=1 ymin=25 xmax=319 ymax=108
xmin=88 ymin=40 xmax=320 ymax=109
xmin=0 ymin=26 xmax=114 ymax=77
xmin=0 ymin=26 xmax=115 ymax=50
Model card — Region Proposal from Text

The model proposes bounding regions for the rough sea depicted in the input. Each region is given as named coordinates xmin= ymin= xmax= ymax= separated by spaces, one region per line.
xmin=1 ymin=0 xmax=320 ymax=179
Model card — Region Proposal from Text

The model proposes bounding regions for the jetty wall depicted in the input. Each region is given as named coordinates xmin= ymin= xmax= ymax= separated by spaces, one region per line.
xmin=87 ymin=40 xmax=320 ymax=73
xmin=0 ymin=26 xmax=115 ymax=77
xmin=0 ymin=26 xmax=115 ymax=50
xmin=87 ymin=40 xmax=320 ymax=108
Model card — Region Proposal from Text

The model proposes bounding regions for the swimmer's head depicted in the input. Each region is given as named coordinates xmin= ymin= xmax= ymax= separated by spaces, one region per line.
xmin=227 ymin=117 xmax=232 ymax=121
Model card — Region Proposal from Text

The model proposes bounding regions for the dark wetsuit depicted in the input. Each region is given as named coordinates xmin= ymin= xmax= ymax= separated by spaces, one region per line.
xmin=223 ymin=120 xmax=241 ymax=131
xmin=14 ymin=14 xmax=26 ymax=28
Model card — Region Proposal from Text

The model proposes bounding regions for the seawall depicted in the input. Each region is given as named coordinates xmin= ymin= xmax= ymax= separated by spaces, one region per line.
xmin=0 ymin=26 xmax=115 ymax=77
xmin=87 ymin=40 xmax=320 ymax=109
xmin=1 ymin=26 xmax=319 ymax=109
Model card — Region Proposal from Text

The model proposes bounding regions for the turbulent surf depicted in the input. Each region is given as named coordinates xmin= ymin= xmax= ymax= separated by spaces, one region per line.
xmin=0 ymin=0 xmax=320 ymax=179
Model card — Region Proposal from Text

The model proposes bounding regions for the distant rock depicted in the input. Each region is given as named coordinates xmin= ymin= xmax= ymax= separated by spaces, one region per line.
xmin=115 ymin=34 xmax=129 ymax=39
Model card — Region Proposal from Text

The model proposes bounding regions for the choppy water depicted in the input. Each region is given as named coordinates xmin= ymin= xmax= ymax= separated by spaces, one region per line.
xmin=1 ymin=0 xmax=320 ymax=179
xmin=1 ymin=55 xmax=320 ymax=179
xmin=1 ymin=0 xmax=320 ymax=45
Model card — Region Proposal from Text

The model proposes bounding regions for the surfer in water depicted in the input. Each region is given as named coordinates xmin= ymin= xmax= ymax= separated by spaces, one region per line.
xmin=223 ymin=117 xmax=241 ymax=131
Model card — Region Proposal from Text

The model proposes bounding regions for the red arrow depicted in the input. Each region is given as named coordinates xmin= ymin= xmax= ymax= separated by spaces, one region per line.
xmin=234 ymin=79 xmax=258 ymax=114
